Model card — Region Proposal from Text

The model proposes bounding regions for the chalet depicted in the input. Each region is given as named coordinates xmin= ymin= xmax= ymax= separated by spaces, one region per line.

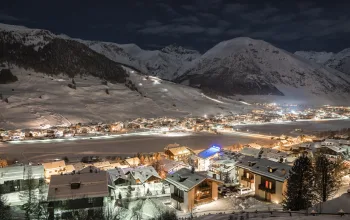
xmin=208 ymin=159 xmax=238 ymax=185
xmin=125 ymin=157 xmax=141 ymax=167
xmin=192 ymin=145 xmax=221 ymax=171
xmin=47 ymin=167 xmax=113 ymax=219
xmin=165 ymin=168 xmax=222 ymax=212
xmin=240 ymin=147 xmax=262 ymax=158
xmin=164 ymin=144 xmax=192 ymax=161
xmin=236 ymin=156 xmax=291 ymax=204
xmin=125 ymin=166 xmax=161 ymax=185
xmin=159 ymin=159 xmax=189 ymax=174
xmin=42 ymin=160 xmax=73 ymax=182
xmin=260 ymin=148 xmax=288 ymax=163
xmin=0 ymin=165 xmax=44 ymax=193
xmin=107 ymin=167 xmax=132 ymax=186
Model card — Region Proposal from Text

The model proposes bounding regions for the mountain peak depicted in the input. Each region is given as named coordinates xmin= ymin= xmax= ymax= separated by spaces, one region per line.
xmin=161 ymin=44 xmax=199 ymax=55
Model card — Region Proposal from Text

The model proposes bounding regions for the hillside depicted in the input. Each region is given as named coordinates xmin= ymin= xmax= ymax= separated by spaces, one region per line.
xmin=0 ymin=24 xmax=127 ymax=83
xmin=0 ymin=66 xmax=250 ymax=129
xmin=83 ymin=41 xmax=201 ymax=80
xmin=175 ymin=37 xmax=350 ymax=104
xmin=295 ymin=49 xmax=350 ymax=75
xmin=294 ymin=51 xmax=334 ymax=64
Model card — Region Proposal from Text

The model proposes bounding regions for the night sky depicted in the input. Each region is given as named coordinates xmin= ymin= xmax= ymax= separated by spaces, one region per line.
xmin=1 ymin=0 xmax=350 ymax=53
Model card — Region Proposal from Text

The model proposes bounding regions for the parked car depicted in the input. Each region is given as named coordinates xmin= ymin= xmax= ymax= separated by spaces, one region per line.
xmin=238 ymin=187 xmax=254 ymax=195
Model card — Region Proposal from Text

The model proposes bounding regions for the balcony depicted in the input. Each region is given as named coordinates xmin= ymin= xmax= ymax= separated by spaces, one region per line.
xmin=171 ymin=193 xmax=184 ymax=203
xmin=258 ymin=184 xmax=276 ymax=194
xmin=198 ymin=185 xmax=211 ymax=191
xmin=241 ymin=175 xmax=254 ymax=183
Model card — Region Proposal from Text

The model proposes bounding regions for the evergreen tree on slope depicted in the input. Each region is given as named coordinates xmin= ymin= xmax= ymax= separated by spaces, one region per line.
xmin=283 ymin=155 xmax=316 ymax=211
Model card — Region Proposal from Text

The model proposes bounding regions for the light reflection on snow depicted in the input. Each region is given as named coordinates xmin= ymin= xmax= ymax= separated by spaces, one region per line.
xmin=200 ymin=93 xmax=225 ymax=104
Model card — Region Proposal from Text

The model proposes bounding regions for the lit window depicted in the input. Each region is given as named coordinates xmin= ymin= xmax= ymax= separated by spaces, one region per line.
xmin=265 ymin=181 xmax=269 ymax=188
xmin=269 ymin=182 xmax=272 ymax=189
xmin=88 ymin=198 xmax=93 ymax=204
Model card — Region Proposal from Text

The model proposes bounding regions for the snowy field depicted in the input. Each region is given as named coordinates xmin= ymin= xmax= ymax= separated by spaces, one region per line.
xmin=0 ymin=67 xmax=251 ymax=130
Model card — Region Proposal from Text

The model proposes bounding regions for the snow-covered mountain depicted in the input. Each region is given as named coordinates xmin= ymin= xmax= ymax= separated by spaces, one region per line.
xmin=294 ymin=51 xmax=334 ymax=64
xmin=324 ymin=48 xmax=350 ymax=75
xmin=0 ymin=23 xmax=248 ymax=129
xmin=0 ymin=23 xmax=127 ymax=83
xmin=176 ymin=37 xmax=350 ymax=103
xmin=295 ymin=49 xmax=350 ymax=75
xmin=82 ymin=41 xmax=201 ymax=80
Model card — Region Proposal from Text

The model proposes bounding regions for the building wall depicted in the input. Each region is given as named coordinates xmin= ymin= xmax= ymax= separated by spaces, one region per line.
xmin=187 ymin=188 xmax=195 ymax=212
xmin=211 ymin=181 xmax=218 ymax=200
xmin=254 ymin=174 xmax=286 ymax=204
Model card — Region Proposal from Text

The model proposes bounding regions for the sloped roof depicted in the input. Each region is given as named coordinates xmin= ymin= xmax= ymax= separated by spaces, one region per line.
xmin=47 ymin=169 xmax=109 ymax=201
xmin=107 ymin=167 xmax=130 ymax=183
xmin=197 ymin=145 xmax=221 ymax=159
xmin=236 ymin=156 xmax=291 ymax=182
xmin=127 ymin=166 xmax=161 ymax=183
xmin=167 ymin=147 xmax=191 ymax=156
xmin=125 ymin=157 xmax=140 ymax=166
xmin=72 ymin=162 xmax=87 ymax=171
xmin=159 ymin=159 xmax=189 ymax=173
xmin=42 ymin=160 xmax=66 ymax=170
xmin=0 ymin=165 xmax=44 ymax=184
xmin=165 ymin=168 xmax=222 ymax=191
xmin=240 ymin=147 xmax=262 ymax=158
xmin=92 ymin=161 xmax=111 ymax=168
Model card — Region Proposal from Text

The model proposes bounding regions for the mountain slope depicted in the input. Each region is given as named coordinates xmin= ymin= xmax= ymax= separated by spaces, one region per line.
xmin=0 ymin=24 xmax=249 ymax=129
xmin=294 ymin=51 xmax=334 ymax=64
xmin=176 ymin=37 xmax=350 ymax=103
xmin=82 ymin=41 xmax=201 ymax=80
xmin=0 ymin=24 xmax=127 ymax=83
xmin=324 ymin=48 xmax=350 ymax=75
xmin=295 ymin=49 xmax=350 ymax=75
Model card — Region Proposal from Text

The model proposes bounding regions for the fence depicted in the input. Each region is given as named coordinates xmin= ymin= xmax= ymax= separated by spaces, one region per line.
xmin=177 ymin=209 xmax=349 ymax=219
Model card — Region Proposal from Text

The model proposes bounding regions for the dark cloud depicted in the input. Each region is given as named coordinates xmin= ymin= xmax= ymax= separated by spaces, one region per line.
xmin=156 ymin=3 xmax=179 ymax=16
xmin=145 ymin=20 xmax=162 ymax=26
xmin=1 ymin=0 xmax=350 ymax=53
xmin=302 ymin=7 xmax=324 ymax=17
xmin=138 ymin=24 xmax=205 ymax=35
xmin=0 ymin=12 xmax=20 ymax=21
xmin=223 ymin=3 xmax=247 ymax=14
xmin=172 ymin=16 xmax=199 ymax=24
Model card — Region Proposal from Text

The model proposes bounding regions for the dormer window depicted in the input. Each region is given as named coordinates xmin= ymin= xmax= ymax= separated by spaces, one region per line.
xmin=268 ymin=167 xmax=277 ymax=173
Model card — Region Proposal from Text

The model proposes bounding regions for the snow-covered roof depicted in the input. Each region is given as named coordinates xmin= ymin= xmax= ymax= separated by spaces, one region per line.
xmin=236 ymin=156 xmax=291 ymax=182
xmin=159 ymin=159 xmax=189 ymax=173
xmin=165 ymin=168 xmax=222 ymax=191
xmin=261 ymin=148 xmax=288 ymax=161
xmin=42 ymin=160 xmax=66 ymax=170
xmin=0 ymin=165 xmax=44 ymax=184
xmin=197 ymin=145 xmax=221 ymax=159
xmin=125 ymin=157 xmax=140 ymax=166
xmin=240 ymin=147 xmax=262 ymax=158
xmin=107 ymin=167 xmax=129 ymax=183
xmin=166 ymin=146 xmax=191 ymax=156
xmin=47 ymin=169 xmax=109 ymax=201
xmin=126 ymin=166 xmax=161 ymax=184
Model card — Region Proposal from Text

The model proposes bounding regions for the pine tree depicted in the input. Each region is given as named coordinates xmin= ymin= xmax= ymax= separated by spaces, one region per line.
xmin=34 ymin=178 xmax=49 ymax=220
xmin=0 ymin=185 xmax=12 ymax=220
xmin=20 ymin=166 xmax=38 ymax=220
xmin=224 ymin=172 xmax=231 ymax=184
xmin=314 ymin=153 xmax=341 ymax=205
xmin=283 ymin=155 xmax=316 ymax=211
